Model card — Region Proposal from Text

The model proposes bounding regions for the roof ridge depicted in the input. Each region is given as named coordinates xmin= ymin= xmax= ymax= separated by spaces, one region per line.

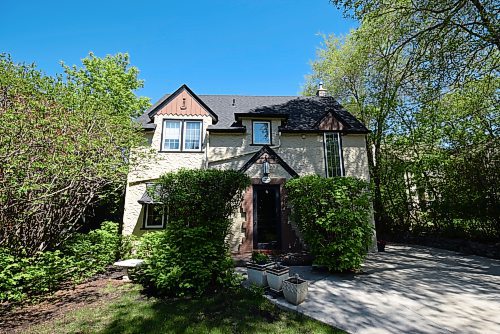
xmin=197 ymin=94 xmax=311 ymax=98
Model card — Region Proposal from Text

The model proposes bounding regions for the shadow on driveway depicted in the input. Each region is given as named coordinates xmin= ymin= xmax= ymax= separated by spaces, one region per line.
xmin=267 ymin=244 xmax=500 ymax=334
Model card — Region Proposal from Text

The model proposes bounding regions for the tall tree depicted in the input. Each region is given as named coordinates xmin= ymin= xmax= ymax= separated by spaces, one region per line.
xmin=306 ymin=0 xmax=499 ymax=238
xmin=0 ymin=53 xmax=150 ymax=255
xmin=304 ymin=17 xmax=417 ymax=231
xmin=330 ymin=0 xmax=499 ymax=85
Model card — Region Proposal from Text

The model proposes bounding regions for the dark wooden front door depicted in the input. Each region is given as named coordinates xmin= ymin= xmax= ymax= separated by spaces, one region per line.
xmin=253 ymin=185 xmax=281 ymax=250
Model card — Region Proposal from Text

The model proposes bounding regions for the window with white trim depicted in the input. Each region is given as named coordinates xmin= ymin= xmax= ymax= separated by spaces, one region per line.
xmin=324 ymin=132 xmax=344 ymax=177
xmin=252 ymin=121 xmax=271 ymax=145
xmin=163 ymin=120 xmax=181 ymax=151
xmin=161 ymin=119 xmax=203 ymax=152
xmin=144 ymin=204 xmax=165 ymax=229
xmin=183 ymin=121 xmax=202 ymax=151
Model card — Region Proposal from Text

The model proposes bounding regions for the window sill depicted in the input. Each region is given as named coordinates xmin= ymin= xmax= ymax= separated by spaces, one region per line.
xmin=158 ymin=150 xmax=204 ymax=153
xmin=140 ymin=226 xmax=165 ymax=230
xmin=250 ymin=143 xmax=273 ymax=146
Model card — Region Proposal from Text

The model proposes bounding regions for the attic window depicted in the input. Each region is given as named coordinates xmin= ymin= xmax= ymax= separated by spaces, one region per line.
xmin=252 ymin=121 xmax=271 ymax=145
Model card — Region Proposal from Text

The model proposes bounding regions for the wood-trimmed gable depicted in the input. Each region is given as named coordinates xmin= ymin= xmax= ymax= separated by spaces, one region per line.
xmin=239 ymin=145 xmax=299 ymax=178
xmin=147 ymin=84 xmax=218 ymax=122
xmin=316 ymin=111 xmax=347 ymax=131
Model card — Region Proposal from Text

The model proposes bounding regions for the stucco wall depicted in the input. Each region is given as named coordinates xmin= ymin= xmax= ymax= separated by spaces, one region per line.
xmin=127 ymin=114 xmax=213 ymax=184
xmin=342 ymin=134 xmax=370 ymax=181
xmin=123 ymin=114 xmax=213 ymax=235
xmin=208 ymin=128 xmax=325 ymax=177
xmin=123 ymin=113 xmax=372 ymax=245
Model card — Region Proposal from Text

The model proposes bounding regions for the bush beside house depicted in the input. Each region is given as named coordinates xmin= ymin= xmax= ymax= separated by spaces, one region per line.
xmin=135 ymin=169 xmax=250 ymax=297
xmin=286 ymin=176 xmax=373 ymax=271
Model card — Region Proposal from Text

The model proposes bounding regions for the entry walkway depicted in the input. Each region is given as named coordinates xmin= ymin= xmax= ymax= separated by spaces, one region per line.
xmin=261 ymin=244 xmax=500 ymax=333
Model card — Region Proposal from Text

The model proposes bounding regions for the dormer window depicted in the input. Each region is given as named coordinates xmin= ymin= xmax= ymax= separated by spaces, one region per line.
xmin=162 ymin=119 xmax=203 ymax=152
xmin=252 ymin=121 xmax=271 ymax=145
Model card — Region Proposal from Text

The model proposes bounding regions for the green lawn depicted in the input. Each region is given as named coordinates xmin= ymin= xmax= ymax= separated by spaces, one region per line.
xmin=26 ymin=283 xmax=343 ymax=334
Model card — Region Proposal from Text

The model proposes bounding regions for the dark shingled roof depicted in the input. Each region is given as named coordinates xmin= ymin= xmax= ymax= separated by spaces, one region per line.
xmin=137 ymin=86 xmax=369 ymax=134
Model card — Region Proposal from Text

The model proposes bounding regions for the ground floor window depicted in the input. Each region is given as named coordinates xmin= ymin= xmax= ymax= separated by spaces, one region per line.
xmin=143 ymin=204 xmax=165 ymax=229
xmin=324 ymin=132 xmax=344 ymax=177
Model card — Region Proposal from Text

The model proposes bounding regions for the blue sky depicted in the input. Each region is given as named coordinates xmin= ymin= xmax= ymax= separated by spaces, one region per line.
xmin=1 ymin=1 xmax=356 ymax=102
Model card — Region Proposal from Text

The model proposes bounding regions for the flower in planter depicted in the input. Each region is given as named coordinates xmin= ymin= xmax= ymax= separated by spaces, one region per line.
xmin=247 ymin=252 xmax=274 ymax=288
xmin=251 ymin=251 xmax=271 ymax=265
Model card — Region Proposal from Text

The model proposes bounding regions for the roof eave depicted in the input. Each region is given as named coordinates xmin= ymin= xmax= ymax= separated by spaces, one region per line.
xmin=207 ymin=127 xmax=246 ymax=133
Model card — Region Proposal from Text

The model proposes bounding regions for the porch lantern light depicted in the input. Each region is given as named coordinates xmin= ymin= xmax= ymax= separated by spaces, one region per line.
xmin=262 ymin=156 xmax=271 ymax=183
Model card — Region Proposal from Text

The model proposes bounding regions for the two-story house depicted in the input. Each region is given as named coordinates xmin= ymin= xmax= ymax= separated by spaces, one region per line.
xmin=123 ymin=83 xmax=372 ymax=256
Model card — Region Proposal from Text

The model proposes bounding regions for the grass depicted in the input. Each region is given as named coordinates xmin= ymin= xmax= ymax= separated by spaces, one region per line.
xmin=26 ymin=283 xmax=344 ymax=334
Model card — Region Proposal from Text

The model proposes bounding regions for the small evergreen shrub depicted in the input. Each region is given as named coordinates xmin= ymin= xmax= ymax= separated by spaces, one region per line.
xmin=136 ymin=169 xmax=250 ymax=297
xmin=0 ymin=221 xmax=121 ymax=303
xmin=286 ymin=176 xmax=373 ymax=271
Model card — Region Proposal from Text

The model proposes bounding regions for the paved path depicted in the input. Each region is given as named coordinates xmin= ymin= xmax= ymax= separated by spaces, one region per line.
xmin=247 ymin=244 xmax=500 ymax=334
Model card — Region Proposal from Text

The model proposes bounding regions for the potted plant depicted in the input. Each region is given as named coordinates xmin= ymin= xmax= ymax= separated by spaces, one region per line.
xmin=282 ymin=274 xmax=308 ymax=305
xmin=266 ymin=263 xmax=290 ymax=293
xmin=377 ymin=240 xmax=387 ymax=252
xmin=247 ymin=252 xmax=273 ymax=287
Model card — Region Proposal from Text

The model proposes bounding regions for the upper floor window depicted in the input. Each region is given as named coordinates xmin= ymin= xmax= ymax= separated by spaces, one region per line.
xmin=184 ymin=121 xmax=202 ymax=151
xmin=324 ymin=132 xmax=344 ymax=177
xmin=253 ymin=121 xmax=271 ymax=145
xmin=162 ymin=119 xmax=202 ymax=152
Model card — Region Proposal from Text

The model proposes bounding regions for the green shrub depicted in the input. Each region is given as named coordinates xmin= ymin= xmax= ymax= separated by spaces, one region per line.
xmin=251 ymin=252 xmax=270 ymax=264
xmin=63 ymin=221 xmax=120 ymax=282
xmin=136 ymin=169 xmax=250 ymax=297
xmin=0 ymin=221 xmax=121 ymax=303
xmin=286 ymin=176 xmax=373 ymax=271
xmin=118 ymin=234 xmax=138 ymax=260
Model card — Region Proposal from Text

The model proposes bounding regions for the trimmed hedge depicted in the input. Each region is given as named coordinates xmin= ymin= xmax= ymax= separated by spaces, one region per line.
xmin=0 ymin=221 xmax=121 ymax=303
xmin=136 ymin=169 xmax=250 ymax=297
xmin=286 ymin=176 xmax=373 ymax=271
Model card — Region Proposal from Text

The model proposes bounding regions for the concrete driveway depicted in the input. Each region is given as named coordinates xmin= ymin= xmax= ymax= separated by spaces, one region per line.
xmin=266 ymin=244 xmax=500 ymax=334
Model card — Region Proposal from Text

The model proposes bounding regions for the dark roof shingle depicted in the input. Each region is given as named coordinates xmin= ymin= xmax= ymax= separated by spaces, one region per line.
xmin=137 ymin=88 xmax=369 ymax=134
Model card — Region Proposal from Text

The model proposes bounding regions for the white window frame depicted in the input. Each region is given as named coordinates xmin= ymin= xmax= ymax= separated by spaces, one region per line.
xmin=252 ymin=121 xmax=271 ymax=145
xmin=183 ymin=120 xmax=203 ymax=152
xmin=144 ymin=204 xmax=165 ymax=229
xmin=162 ymin=119 xmax=182 ymax=152
xmin=323 ymin=132 xmax=344 ymax=177
xmin=161 ymin=119 xmax=203 ymax=152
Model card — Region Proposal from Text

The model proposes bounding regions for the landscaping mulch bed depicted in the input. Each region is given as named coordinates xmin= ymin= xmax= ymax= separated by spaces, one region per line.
xmin=0 ymin=268 xmax=127 ymax=334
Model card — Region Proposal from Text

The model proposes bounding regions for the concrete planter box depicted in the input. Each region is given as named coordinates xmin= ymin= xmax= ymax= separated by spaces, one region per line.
xmin=247 ymin=262 xmax=274 ymax=287
xmin=266 ymin=265 xmax=289 ymax=293
xmin=283 ymin=275 xmax=308 ymax=305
